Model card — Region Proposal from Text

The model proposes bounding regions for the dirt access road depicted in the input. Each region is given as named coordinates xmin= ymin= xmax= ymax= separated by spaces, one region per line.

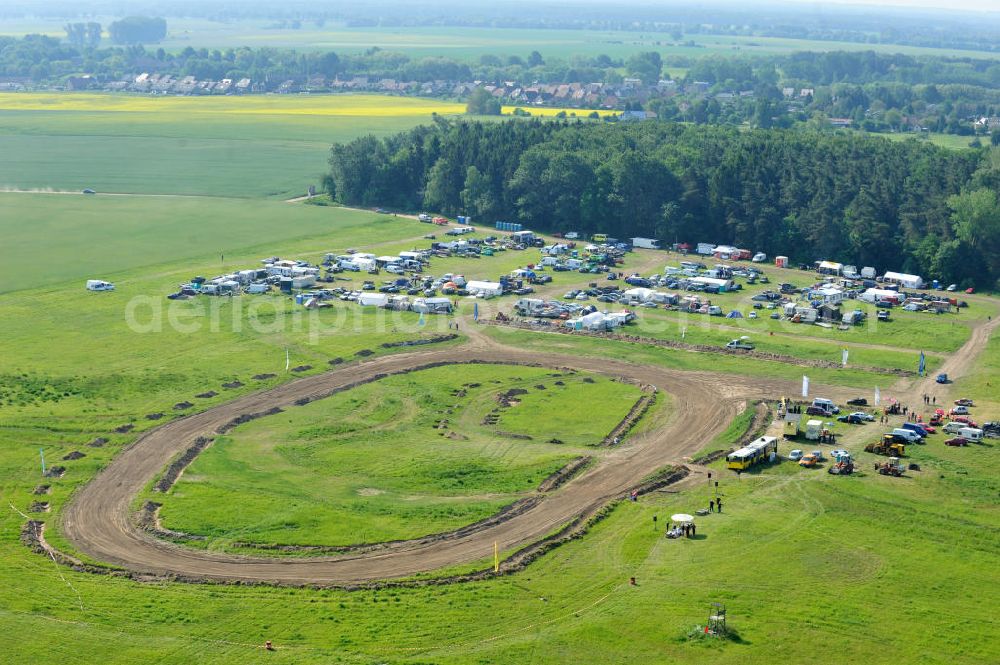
xmin=60 ymin=335 xmax=835 ymax=586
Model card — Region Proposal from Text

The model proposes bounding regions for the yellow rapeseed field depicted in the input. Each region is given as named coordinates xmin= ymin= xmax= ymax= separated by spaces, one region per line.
xmin=0 ymin=92 xmax=617 ymax=119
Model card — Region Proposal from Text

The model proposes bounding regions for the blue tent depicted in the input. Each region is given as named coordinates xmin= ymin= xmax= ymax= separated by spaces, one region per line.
xmin=726 ymin=310 xmax=744 ymax=319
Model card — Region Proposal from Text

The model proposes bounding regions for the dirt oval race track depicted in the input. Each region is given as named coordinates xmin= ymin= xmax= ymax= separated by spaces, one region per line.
xmin=60 ymin=338 xmax=857 ymax=586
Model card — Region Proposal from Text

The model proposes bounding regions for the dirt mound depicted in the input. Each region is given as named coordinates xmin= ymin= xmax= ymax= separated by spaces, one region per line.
xmin=153 ymin=437 xmax=213 ymax=493
xmin=355 ymin=349 xmax=375 ymax=357
xmin=222 ymin=381 xmax=244 ymax=389
xmin=62 ymin=451 xmax=86 ymax=461
xmin=195 ymin=391 xmax=218 ymax=399
xmin=87 ymin=437 xmax=108 ymax=448
xmin=602 ymin=387 xmax=658 ymax=446
xmin=328 ymin=358 xmax=344 ymax=366
xmin=32 ymin=485 xmax=50 ymax=495
xmin=173 ymin=401 xmax=193 ymax=410
xmin=290 ymin=365 xmax=312 ymax=372
xmin=145 ymin=413 xmax=164 ymax=420
xmin=215 ymin=406 xmax=284 ymax=435
xmin=381 ymin=334 xmax=459 ymax=349
xmin=29 ymin=502 xmax=50 ymax=513
xmin=497 ymin=387 xmax=528 ymax=407
xmin=43 ymin=466 xmax=66 ymax=478
xmin=253 ymin=373 xmax=277 ymax=380
xmin=537 ymin=457 xmax=592 ymax=492
xmin=114 ymin=423 xmax=134 ymax=433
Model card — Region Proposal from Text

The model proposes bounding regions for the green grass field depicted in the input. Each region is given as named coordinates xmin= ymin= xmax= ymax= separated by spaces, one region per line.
xmin=154 ymin=365 xmax=639 ymax=548
xmin=0 ymin=94 xmax=464 ymax=198
xmin=0 ymin=78 xmax=998 ymax=663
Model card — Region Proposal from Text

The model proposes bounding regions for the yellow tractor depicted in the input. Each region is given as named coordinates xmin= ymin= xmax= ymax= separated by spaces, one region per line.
xmin=865 ymin=435 xmax=905 ymax=457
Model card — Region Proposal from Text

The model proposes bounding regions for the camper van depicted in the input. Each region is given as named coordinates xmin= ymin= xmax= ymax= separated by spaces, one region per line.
xmin=811 ymin=398 xmax=840 ymax=415
xmin=959 ymin=427 xmax=983 ymax=442
xmin=86 ymin=279 xmax=115 ymax=292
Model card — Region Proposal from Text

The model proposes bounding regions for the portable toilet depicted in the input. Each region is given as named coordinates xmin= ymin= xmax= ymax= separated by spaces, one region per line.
xmin=775 ymin=256 xmax=789 ymax=268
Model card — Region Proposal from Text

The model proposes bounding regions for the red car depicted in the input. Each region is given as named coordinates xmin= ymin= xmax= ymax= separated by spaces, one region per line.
xmin=929 ymin=415 xmax=943 ymax=426
xmin=951 ymin=416 xmax=978 ymax=427
xmin=919 ymin=424 xmax=936 ymax=434
xmin=945 ymin=437 xmax=968 ymax=447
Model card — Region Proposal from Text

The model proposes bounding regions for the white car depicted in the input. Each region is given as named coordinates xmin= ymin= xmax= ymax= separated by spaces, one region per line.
xmin=850 ymin=412 xmax=875 ymax=421
xmin=788 ymin=449 xmax=804 ymax=461
xmin=831 ymin=449 xmax=849 ymax=459
xmin=748 ymin=311 xmax=758 ymax=319
xmin=951 ymin=405 xmax=969 ymax=415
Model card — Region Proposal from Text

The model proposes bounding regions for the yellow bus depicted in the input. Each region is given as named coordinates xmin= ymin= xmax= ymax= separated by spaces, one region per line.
xmin=726 ymin=436 xmax=778 ymax=471
xmin=592 ymin=233 xmax=608 ymax=243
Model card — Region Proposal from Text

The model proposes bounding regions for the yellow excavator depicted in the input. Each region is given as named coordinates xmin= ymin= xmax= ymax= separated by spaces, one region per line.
xmin=865 ymin=435 xmax=905 ymax=457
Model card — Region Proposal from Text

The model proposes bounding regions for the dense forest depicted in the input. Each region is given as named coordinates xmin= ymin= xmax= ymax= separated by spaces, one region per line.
xmin=327 ymin=120 xmax=1000 ymax=288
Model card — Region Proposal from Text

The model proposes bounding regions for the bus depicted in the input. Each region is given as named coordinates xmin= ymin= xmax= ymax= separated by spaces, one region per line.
xmin=726 ymin=436 xmax=778 ymax=471
xmin=592 ymin=233 xmax=608 ymax=243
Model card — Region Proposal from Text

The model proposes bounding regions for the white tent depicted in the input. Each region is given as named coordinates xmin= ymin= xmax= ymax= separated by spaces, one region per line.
xmin=817 ymin=260 xmax=843 ymax=275
xmin=623 ymin=287 xmax=654 ymax=302
xmin=860 ymin=288 xmax=900 ymax=303
xmin=465 ymin=280 xmax=503 ymax=296
xmin=883 ymin=271 xmax=924 ymax=289
xmin=357 ymin=293 xmax=388 ymax=307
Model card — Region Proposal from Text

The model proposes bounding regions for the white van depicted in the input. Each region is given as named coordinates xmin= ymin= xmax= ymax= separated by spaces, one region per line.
xmin=891 ymin=428 xmax=922 ymax=443
xmin=943 ymin=422 xmax=966 ymax=435
xmin=86 ymin=279 xmax=115 ymax=292
xmin=959 ymin=427 xmax=983 ymax=442
xmin=812 ymin=398 xmax=840 ymax=414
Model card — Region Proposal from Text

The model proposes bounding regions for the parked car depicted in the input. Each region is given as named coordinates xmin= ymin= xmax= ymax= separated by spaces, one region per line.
xmin=837 ymin=413 xmax=865 ymax=424
xmin=945 ymin=437 xmax=968 ymax=447
xmin=831 ymin=449 xmax=849 ymax=460
xmin=788 ymin=449 xmax=804 ymax=461
xmin=798 ymin=454 xmax=819 ymax=467
xmin=846 ymin=398 xmax=869 ymax=406
xmin=951 ymin=405 xmax=969 ymax=415
xmin=954 ymin=398 xmax=975 ymax=407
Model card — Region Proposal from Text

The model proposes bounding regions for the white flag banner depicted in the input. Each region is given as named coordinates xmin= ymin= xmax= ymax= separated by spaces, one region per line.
xmin=681 ymin=328 xmax=686 ymax=340
xmin=842 ymin=348 xmax=849 ymax=367
xmin=285 ymin=348 xmax=290 ymax=372
xmin=802 ymin=375 xmax=810 ymax=397
xmin=874 ymin=386 xmax=881 ymax=406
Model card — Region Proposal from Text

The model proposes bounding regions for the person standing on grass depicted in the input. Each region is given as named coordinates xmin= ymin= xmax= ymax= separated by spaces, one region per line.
xmin=716 ymin=499 xmax=723 ymax=513
xmin=709 ymin=499 xmax=715 ymax=513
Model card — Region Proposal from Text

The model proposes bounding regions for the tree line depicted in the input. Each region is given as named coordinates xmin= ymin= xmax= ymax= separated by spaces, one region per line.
xmin=327 ymin=119 xmax=1000 ymax=289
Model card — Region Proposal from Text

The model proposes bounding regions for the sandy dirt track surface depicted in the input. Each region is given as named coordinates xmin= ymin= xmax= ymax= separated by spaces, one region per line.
xmin=60 ymin=336 xmax=840 ymax=586
xmin=58 ymin=299 xmax=998 ymax=585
